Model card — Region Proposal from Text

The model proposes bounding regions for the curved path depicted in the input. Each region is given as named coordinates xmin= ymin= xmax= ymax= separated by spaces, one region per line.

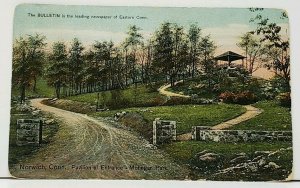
xmin=158 ymin=80 xmax=190 ymax=98
xmin=211 ymin=105 xmax=262 ymax=130
xmin=10 ymin=98 xmax=188 ymax=179
xmin=159 ymin=81 xmax=263 ymax=140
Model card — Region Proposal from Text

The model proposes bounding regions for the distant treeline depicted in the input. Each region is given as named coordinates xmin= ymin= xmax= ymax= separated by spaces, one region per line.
xmin=13 ymin=10 xmax=290 ymax=103
xmin=13 ymin=22 xmax=216 ymax=101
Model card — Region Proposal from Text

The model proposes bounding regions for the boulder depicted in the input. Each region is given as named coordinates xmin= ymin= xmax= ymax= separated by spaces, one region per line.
xmin=114 ymin=111 xmax=127 ymax=120
xmin=198 ymin=153 xmax=221 ymax=162
xmin=31 ymin=110 xmax=41 ymax=116
xmin=16 ymin=104 xmax=31 ymax=112
xmin=235 ymin=152 xmax=247 ymax=157
xmin=264 ymin=162 xmax=280 ymax=169
xmin=44 ymin=119 xmax=55 ymax=125
xmin=230 ymin=155 xmax=248 ymax=164
xmin=258 ymin=158 xmax=267 ymax=167
xmin=140 ymin=108 xmax=150 ymax=112
xmin=191 ymin=150 xmax=224 ymax=172
xmin=254 ymin=151 xmax=272 ymax=156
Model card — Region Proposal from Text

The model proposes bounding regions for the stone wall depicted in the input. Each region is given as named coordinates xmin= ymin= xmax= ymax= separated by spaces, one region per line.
xmin=153 ymin=119 xmax=176 ymax=145
xmin=192 ymin=126 xmax=292 ymax=142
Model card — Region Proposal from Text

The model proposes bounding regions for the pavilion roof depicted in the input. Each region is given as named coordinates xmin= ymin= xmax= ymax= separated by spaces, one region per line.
xmin=214 ymin=51 xmax=246 ymax=62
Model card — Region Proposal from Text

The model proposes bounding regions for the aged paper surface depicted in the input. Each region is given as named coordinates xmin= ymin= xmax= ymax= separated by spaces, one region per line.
xmin=9 ymin=4 xmax=292 ymax=180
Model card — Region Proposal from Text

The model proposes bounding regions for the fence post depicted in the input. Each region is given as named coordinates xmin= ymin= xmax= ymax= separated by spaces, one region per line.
xmin=153 ymin=120 xmax=157 ymax=145
xmin=39 ymin=119 xmax=43 ymax=145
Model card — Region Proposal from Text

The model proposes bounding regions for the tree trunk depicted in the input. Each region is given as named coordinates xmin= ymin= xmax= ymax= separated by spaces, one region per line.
xmin=33 ymin=76 xmax=37 ymax=92
xmin=20 ymin=84 xmax=26 ymax=104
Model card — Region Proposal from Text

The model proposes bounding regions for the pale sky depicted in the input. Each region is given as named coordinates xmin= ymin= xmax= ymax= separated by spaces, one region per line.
xmin=14 ymin=4 xmax=289 ymax=55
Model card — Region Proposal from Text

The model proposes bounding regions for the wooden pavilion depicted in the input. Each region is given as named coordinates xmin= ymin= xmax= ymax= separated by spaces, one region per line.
xmin=214 ymin=51 xmax=246 ymax=67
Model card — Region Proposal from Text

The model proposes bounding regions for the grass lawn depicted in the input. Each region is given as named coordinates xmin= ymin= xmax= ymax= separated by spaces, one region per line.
xmin=230 ymin=101 xmax=292 ymax=131
xmin=11 ymin=78 xmax=55 ymax=98
xmin=93 ymin=103 xmax=246 ymax=134
xmin=166 ymin=78 xmax=216 ymax=99
xmin=66 ymin=84 xmax=166 ymax=110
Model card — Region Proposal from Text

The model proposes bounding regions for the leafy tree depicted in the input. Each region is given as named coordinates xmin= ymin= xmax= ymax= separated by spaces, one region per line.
xmin=250 ymin=9 xmax=290 ymax=89
xmin=123 ymin=25 xmax=143 ymax=84
xmin=152 ymin=22 xmax=174 ymax=83
xmin=172 ymin=24 xmax=189 ymax=85
xmin=46 ymin=42 xmax=68 ymax=98
xmin=198 ymin=35 xmax=217 ymax=90
xmin=238 ymin=32 xmax=268 ymax=75
xmin=12 ymin=34 xmax=46 ymax=103
xmin=83 ymin=49 xmax=98 ymax=93
xmin=69 ymin=38 xmax=85 ymax=94
xmin=141 ymin=39 xmax=154 ymax=84
xmin=188 ymin=24 xmax=201 ymax=78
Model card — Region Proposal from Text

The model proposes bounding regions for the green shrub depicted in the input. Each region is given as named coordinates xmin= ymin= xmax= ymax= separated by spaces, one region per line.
xmin=219 ymin=91 xmax=258 ymax=105
xmin=164 ymin=96 xmax=192 ymax=106
xmin=276 ymin=92 xmax=291 ymax=108
xmin=270 ymin=76 xmax=290 ymax=93
xmin=218 ymin=91 xmax=235 ymax=103
xmin=234 ymin=91 xmax=258 ymax=104
xmin=150 ymin=95 xmax=166 ymax=106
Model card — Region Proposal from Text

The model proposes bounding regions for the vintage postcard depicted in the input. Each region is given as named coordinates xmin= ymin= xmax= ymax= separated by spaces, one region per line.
xmin=9 ymin=4 xmax=292 ymax=181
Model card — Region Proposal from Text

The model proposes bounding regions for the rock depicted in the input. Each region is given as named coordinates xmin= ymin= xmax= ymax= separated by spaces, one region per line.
xmin=235 ymin=152 xmax=247 ymax=157
xmin=252 ymin=155 xmax=264 ymax=162
xmin=140 ymin=108 xmax=149 ymax=112
xmin=30 ymin=107 xmax=37 ymax=111
xmin=144 ymin=143 xmax=156 ymax=150
xmin=114 ymin=111 xmax=127 ymax=120
xmin=268 ymin=147 xmax=293 ymax=157
xmin=44 ymin=119 xmax=55 ymax=125
xmin=198 ymin=153 xmax=221 ymax=162
xmin=96 ymin=108 xmax=108 ymax=112
xmin=191 ymin=94 xmax=199 ymax=99
xmin=264 ymin=162 xmax=280 ymax=169
xmin=31 ymin=110 xmax=41 ymax=116
xmin=16 ymin=104 xmax=31 ymax=112
xmin=195 ymin=150 xmax=209 ymax=156
xmin=230 ymin=155 xmax=248 ymax=164
xmin=90 ymin=105 xmax=96 ymax=109
xmin=258 ymin=158 xmax=267 ymax=167
xmin=254 ymin=151 xmax=271 ymax=156
xmin=193 ymin=150 xmax=223 ymax=164
xmin=191 ymin=151 xmax=224 ymax=172
xmin=247 ymin=163 xmax=259 ymax=172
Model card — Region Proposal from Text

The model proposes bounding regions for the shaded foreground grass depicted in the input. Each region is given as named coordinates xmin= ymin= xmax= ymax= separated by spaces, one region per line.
xmin=231 ymin=101 xmax=292 ymax=131
xmin=11 ymin=78 xmax=55 ymax=98
xmin=93 ymin=104 xmax=246 ymax=134
xmin=162 ymin=141 xmax=292 ymax=164
xmin=9 ymin=104 xmax=59 ymax=167
xmin=161 ymin=140 xmax=293 ymax=180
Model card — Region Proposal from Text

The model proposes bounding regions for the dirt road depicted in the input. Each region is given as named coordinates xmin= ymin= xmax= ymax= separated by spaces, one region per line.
xmin=10 ymin=99 xmax=188 ymax=179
